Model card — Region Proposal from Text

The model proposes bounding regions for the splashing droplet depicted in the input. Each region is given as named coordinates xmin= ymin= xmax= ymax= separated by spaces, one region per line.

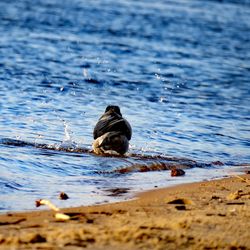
xmin=83 ymin=68 xmax=88 ymax=78
xmin=61 ymin=120 xmax=77 ymax=148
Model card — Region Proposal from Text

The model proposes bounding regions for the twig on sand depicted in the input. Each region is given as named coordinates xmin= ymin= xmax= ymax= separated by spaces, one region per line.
xmin=36 ymin=199 xmax=60 ymax=211
xmin=231 ymin=175 xmax=250 ymax=185
xmin=36 ymin=199 xmax=70 ymax=221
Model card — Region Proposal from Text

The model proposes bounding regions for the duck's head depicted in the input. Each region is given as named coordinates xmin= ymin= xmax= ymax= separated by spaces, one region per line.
xmin=105 ymin=105 xmax=122 ymax=116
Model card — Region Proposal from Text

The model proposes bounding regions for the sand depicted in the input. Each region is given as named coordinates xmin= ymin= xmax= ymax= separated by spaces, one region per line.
xmin=0 ymin=174 xmax=249 ymax=250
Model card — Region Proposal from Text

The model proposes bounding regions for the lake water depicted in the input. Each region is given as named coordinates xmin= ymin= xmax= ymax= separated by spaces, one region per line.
xmin=0 ymin=0 xmax=250 ymax=212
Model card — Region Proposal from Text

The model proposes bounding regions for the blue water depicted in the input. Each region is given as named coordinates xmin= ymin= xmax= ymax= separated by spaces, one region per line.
xmin=0 ymin=0 xmax=250 ymax=212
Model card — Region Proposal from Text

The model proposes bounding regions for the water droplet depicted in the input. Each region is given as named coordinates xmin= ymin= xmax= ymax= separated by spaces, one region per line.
xmin=159 ymin=97 xmax=165 ymax=102
xmin=83 ymin=68 xmax=88 ymax=78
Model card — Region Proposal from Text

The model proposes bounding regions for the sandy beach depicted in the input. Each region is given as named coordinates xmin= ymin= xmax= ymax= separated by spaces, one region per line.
xmin=0 ymin=174 xmax=249 ymax=250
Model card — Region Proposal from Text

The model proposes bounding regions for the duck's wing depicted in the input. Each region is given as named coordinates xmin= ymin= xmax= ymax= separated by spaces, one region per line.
xmin=93 ymin=115 xmax=132 ymax=140
xmin=122 ymin=118 xmax=132 ymax=140
xmin=98 ymin=131 xmax=129 ymax=155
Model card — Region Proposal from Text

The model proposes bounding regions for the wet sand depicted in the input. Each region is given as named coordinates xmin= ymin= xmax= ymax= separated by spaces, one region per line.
xmin=0 ymin=175 xmax=249 ymax=250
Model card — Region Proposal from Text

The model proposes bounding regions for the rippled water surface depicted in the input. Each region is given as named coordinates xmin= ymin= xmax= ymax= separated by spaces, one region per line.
xmin=0 ymin=0 xmax=250 ymax=212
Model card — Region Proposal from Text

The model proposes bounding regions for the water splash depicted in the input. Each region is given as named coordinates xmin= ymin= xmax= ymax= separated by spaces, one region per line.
xmin=60 ymin=120 xmax=78 ymax=149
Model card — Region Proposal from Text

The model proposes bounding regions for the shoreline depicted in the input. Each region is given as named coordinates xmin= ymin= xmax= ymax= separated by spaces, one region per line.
xmin=0 ymin=174 xmax=249 ymax=249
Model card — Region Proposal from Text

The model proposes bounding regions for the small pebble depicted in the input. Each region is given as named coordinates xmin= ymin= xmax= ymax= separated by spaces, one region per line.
xmin=59 ymin=192 xmax=69 ymax=200
xmin=171 ymin=169 xmax=185 ymax=177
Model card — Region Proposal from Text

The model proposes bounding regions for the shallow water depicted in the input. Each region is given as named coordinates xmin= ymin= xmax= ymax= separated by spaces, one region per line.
xmin=0 ymin=0 xmax=250 ymax=212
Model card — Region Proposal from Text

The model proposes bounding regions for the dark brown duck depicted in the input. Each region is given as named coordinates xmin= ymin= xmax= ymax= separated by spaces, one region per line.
xmin=92 ymin=105 xmax=132 ymax=155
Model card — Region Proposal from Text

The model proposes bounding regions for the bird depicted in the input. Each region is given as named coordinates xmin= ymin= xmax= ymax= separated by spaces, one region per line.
xmin=92 ymin=105 xmax=132 ymax=155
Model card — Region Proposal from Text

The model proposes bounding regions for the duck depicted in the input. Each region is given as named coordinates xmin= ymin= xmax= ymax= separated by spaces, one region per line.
xmin=92 ymin=105 xmax=132 ymax=155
